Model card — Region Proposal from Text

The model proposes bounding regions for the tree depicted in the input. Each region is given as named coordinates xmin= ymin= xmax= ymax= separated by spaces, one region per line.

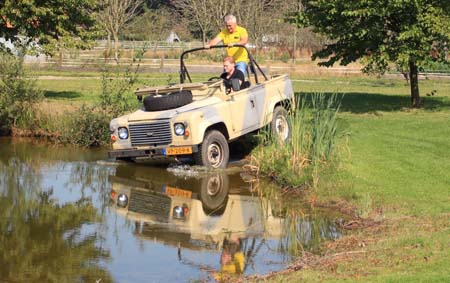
xmin=171 ymin=0 xmax=290 ymax=45
xmin=232 ymin=0 xmax=286 ymax=47
xmin=170 ymin=0 xmax=219 ymax=43
xmin=97 ymin=0 xmax=144 ymax=60
xmin=124 ymin=6 xmax=174 ymax=41
xmin=294 ymin=0 xmax=450 ymax=107
xmin=0 ymin=0 xmax=98 ymax=55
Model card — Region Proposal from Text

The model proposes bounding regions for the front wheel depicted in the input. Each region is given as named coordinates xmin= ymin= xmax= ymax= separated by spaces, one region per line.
xmin=194 ymin=130 xmax=229 ymax=169
xmin=270 ymin=106 xmax=291 ymax=143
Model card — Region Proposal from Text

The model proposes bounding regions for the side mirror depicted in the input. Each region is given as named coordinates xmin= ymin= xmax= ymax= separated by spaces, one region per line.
xmin=231 ymin=78 xmax=241 ymax=91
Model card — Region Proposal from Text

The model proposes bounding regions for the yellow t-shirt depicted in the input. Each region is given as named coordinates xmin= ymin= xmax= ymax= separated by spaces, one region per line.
xmin=217 ymin=26 xmax=248 ymax=63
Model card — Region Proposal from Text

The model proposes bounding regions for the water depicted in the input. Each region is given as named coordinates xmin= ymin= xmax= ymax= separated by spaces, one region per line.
xmin=0 ymin=137 xmax=341 ymax=282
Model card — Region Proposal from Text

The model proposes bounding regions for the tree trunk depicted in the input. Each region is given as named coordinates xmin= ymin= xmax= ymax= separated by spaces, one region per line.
xmin=202 ymin=30 xmax=206 ymax=45
xmin=107 ymin=32 xmax=112 ymax=58
xmin=113 ymin=32 xmax=120 ymax=62
xmin=409 ymin=60 xmax=421 ymax=108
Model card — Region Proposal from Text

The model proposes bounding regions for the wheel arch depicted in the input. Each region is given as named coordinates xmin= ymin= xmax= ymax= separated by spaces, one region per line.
xmin=266 ymin=98 xmax=293 ymax=125
xmin=205 ymin=122 xmax=229 ymax=140
xmin=195 ymin=121 xmax=230 ymax=145
xmin=274 ymin=99 xmax=293 ymax=112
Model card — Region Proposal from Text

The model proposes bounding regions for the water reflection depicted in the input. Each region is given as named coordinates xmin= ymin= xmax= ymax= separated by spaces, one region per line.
xmin=0 ymin=137 xmax=342 ymax=282
xmin=0 ymin=138 xmax=112 ymax=282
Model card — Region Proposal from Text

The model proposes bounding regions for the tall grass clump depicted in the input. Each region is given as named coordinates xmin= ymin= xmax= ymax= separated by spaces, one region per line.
xmin=252 ymin=93 xmax=342 ymax=189
xmin=0 ymin=50 xmax=43 ymax=135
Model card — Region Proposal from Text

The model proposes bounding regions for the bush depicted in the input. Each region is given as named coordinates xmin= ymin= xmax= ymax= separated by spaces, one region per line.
xmin=0 ymin=50 xmax=43 ymax=134
xmin=59 ymin=105 xmax=111 ymax=147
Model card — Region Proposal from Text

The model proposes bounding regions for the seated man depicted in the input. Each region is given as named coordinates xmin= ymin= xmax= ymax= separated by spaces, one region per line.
xmin=220 ymin=56 xmax=245 ymax=94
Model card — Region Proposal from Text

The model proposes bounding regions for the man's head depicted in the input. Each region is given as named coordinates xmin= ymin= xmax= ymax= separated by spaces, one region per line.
xmin=223 ymin=14 xmax=237 ymax=33
xmin=223 ymin=56 xmax=235 ymax=74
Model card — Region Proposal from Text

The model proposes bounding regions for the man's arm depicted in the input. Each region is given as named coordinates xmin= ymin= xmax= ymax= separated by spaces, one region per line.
xmin=205 ymin=35 xmax=222 ymax=48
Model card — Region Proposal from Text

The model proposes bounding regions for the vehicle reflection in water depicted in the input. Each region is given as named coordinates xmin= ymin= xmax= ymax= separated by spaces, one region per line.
xmin=110 ymin=164 xmax=341 ymax=280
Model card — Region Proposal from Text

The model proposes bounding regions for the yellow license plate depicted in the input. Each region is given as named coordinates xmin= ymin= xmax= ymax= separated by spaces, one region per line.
xmin=165 ymin=186 xmax=192 ymax=198
xmin=165 ymin=147 xmax=192 ymax=155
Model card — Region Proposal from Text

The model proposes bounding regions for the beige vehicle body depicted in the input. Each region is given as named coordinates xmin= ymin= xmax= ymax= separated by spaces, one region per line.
xmin=109 ymin=46 xmax=295 ymax=168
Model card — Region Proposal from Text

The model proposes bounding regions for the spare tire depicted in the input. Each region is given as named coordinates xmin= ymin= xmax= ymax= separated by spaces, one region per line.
xmin=143 ymin=90 xmax=193 ymax=111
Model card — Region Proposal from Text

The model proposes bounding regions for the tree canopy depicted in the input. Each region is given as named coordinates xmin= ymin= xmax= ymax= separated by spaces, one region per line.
xmin=0 ymin=0 xmax=98 ymax=54
xmin=295 ymin=0 xmax=450 ymax=107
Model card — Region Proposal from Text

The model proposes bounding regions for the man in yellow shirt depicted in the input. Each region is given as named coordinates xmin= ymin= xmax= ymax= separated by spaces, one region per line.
xmin=206 ymin=15 xmax=249 ymax=75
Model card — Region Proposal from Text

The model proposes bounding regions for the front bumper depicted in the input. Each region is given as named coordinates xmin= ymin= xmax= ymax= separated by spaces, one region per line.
xmin=108 ymin=146 xmax=198 ymax=159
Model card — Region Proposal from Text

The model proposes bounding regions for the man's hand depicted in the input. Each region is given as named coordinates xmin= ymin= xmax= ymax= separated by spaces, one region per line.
xmin=204 ymin=44 xmax=211 ymax=49
xmin=227 ymin=43 xmax=235 ymax=47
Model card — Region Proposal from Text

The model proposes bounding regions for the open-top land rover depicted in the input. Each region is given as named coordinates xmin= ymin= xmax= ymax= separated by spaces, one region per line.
xmin=108 ymin=45 xmax=295 ymax=168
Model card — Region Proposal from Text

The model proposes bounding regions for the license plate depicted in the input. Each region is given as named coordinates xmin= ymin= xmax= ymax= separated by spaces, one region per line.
xmin=165 ymin=147 xmax=192 ymax=155
xmin=164 ymin=186 xmax=192 ymax=198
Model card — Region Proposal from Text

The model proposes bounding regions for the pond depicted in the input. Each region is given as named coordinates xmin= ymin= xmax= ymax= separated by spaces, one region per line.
xmin=0 ymin=137 xmax=342 ymax=282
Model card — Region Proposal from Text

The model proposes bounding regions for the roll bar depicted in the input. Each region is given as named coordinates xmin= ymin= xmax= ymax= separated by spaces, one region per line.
xmin=179 ymin=45 xmax=268 ymax=84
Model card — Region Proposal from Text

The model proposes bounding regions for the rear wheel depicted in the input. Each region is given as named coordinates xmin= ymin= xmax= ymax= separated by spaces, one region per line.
xmin=194 ymin=130 xmax=229 ymax=169
xmin=270 ymin=106 xmax=291 ymax=142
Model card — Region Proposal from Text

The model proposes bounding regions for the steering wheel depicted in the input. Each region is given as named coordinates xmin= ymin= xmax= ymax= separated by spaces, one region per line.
xmin=208 ymin=76 xmax=221 ymax=81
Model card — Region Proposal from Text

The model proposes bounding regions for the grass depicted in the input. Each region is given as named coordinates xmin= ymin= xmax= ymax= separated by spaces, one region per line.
xmin=33 ymin=69 xmax=450 ymax=282
xmin=35 ymin=72 xmax=211 ymax=105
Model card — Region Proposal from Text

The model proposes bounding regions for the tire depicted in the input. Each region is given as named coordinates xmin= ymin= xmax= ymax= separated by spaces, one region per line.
xmin=270 ymin=106 xmax=291 ymax=142
xmin=194 ymin=130 xmax=229 ymax=169
xmin=199 ymin=173 xmax=229 ymax=214
xmin=143 ymin=90 xmax=193 ymax=111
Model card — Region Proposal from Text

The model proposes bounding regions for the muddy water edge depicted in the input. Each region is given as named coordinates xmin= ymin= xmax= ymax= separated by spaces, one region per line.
xmin=0 ymin=137 xmax=346 ymax=282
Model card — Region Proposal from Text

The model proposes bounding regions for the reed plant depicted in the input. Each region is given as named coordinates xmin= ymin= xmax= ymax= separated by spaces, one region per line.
xmin=252 ymin=93 xmax=342 ymax=189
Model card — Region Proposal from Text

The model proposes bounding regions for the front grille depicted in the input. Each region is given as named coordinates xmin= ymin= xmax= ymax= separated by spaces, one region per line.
xmin=129 ymin=120 xmax=172 ymax=147
xmin=128 ymin=189 xmax=171 ymax=222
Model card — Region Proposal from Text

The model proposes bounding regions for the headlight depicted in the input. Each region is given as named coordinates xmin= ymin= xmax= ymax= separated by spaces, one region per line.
xmin=173 ymin=205 xmax=189 ymax=219
xmin=174 ymin=123 xmax=185 ymax=136
xmin=117 ymin=194 xmax=128 ymax=208
xmin=118 ymin=127 xmax=129 ymax=139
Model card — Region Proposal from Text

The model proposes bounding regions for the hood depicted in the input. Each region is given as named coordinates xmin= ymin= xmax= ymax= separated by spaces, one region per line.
xmin=127 ymin=96 xmax=222 ymax=122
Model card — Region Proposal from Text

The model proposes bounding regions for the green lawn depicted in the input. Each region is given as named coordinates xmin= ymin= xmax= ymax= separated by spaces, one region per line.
xmin=280 ymin=76 xmax=450 ymax=282
xmin=287 ymin=76 xmax=450 ymax=216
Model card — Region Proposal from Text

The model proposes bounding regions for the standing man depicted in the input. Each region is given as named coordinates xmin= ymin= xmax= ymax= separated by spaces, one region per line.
xmin=205 ymin=15 xmax=249 ymax=75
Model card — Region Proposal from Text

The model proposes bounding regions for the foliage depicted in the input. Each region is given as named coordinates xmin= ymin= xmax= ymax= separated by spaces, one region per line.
xmin=99 ymin=50 xmax=144 ymax=118
xmin=294 ymin=0 xmax=450 ymax=107
xmin=0 ymin=50 xmax=43 ymax=134
xmin=124 ymin=6 xmax=177 ymax=41
xmin=58 ymin=105 xmax=111 ymax=147
xmin=0 ymin=0 xmax=99 ymax=55
xmin=252 ymin=93 xmax=342 ymax=189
